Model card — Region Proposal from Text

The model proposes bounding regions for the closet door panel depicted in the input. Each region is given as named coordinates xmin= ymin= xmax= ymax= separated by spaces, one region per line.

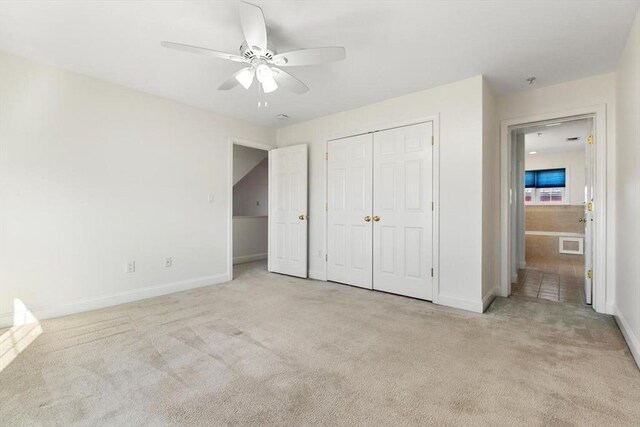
xmin=373 ymin=123 xmax=433 ymax=300
xmin=327 ymin=134 xmax=373 ymax=289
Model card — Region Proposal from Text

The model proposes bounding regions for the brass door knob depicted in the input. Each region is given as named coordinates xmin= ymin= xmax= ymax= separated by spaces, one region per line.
xmin=578 ymin=217 xmax=586 ymax=223
xmin=364 ymin=216 xmax=371 ymax=222
xmin=299 ymin=215 xmax=305 ymax=220
xmin=373 ymin=215 xmax=380 ymax=222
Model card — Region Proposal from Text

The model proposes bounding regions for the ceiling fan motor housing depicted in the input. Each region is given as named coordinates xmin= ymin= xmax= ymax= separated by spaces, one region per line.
xmin=240 ymin=43 xmax=278 ymax=63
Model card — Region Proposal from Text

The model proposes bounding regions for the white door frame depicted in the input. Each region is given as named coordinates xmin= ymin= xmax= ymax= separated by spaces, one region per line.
xmin=499 ymin=105 xmax=608 ymax=313
xmin=227 ymin=137 xmax=273 ymax=281
xmin=324 ymin=115 xmax=441 ymax=303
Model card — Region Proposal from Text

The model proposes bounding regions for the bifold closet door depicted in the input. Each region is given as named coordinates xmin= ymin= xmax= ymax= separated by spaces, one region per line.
xmin=327 ymin=134 xmax=373 ymax=289
xmin=268 ymin=144 xmax=308 ymax=278
xmin=373 ymin=122 xmax=433 ymax=300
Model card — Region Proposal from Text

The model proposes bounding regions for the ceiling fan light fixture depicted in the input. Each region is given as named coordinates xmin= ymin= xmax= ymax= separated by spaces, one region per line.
xmin=256 ymin=64 xmax=278 ymax=93
xmin=235 ymin=68 xmax=255 ymax=89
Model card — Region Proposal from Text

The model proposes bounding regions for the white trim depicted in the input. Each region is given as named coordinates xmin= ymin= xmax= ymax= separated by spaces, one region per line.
xmin=322 ymin=115 xmax=441 ymax=302
xmin=233 ymin=253 xmax=268 ymax=264
xmin=613 ymin=305 xmax=640 ymax=369
xmin=227 ymin=137 xmax=272 ymax=281
xmin=437 ymin=293 xmax=484 ymax=313
xmin=500 ymin=105 xmax=607 ymax=314
xmin=0 ymin=273 xmax=229 ymax=328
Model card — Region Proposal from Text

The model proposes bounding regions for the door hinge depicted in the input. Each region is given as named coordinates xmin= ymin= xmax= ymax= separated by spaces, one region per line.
xmin=325 ymin=152 xmax=328 ymax=160
xmin=587 ymin=270 xmax=593 ymax=279
xmin=588 ymin=201 xmax=594 ymax=212
xmin=431 ymin=201 xmax=434 ymax=211
xmin=431 ymin=135 xmax=434 ymax=146
xmin=325 ymin=254 xmax=328 ymax=262
xmin=431 ymin=268 xmax=434 ymax=277
xmin=587 ymin=134 xmax=594 ymax=145
xmin=326 ymin=202 xmax=328 ymax=211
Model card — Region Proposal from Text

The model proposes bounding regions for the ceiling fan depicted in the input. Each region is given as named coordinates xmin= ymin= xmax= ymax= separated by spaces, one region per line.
xmin=161 ymin=1 xmax=346 ymax=95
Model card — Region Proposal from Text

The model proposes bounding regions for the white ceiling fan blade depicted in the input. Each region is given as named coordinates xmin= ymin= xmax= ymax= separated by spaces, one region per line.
xmin=161 ymin=41 xmax=247 ymax=63
xmin=218 ymin=67 xmax=253 ymax=90
xmin=272 ymin=47 xmax=346 ymax=66
xmin=239 ymin=1 xmax=267 ymax=53
xmin=272 ymin=68 xmax=309 ymax=94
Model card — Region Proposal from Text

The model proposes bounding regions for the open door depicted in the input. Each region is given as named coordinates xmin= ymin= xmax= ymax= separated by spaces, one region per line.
xmin=268 ymin=144 xmax=308 ymax=278
xmin=584 ymin=120 xmax=595 ymax=304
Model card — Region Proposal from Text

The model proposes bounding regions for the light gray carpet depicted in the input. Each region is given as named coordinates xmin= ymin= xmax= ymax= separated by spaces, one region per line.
xmin=1 ymin=261 xmax=639 ymax=426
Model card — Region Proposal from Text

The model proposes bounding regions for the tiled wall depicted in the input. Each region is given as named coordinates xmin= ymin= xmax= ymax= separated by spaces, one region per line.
xmin=525 ymin=205 xmax=584 ymax=233
xmin=525 ymin=205 xmax=585 ymax=261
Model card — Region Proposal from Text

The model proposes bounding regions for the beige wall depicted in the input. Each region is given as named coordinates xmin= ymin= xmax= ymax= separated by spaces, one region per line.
xmin=233 ymin=158 xmax=268 ymax=217
xmin=614 ymin=9 xmax=640 ymax=366
xmin=0 ymin=53 xmax=276 ymax=326
xmin=233 ymin=217 xmax=268 ymax=264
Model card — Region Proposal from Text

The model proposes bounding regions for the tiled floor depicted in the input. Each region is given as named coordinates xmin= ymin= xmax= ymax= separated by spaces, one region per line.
xmin=512 ymin=257 xmax=586 ymax=305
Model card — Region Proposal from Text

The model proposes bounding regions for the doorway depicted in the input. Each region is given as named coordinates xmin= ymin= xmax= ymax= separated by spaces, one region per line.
xmin=230 ymin=142 xmax=270 ymax=278
xmin=510 ymin=118 xmax=593 ymax=305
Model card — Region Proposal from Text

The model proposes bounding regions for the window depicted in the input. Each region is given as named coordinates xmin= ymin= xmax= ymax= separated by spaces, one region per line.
xmin=524 ymin=188 xmax=534 ymax=204
xmin=525 ymin=168 xmax=566 ymax=205
xmin=537 ymin=188 xmax=565 ymax=204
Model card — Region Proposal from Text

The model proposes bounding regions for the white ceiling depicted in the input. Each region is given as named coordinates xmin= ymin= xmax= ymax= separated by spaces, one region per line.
xmin=523 ymin=119 xmax=590 ymax=154
xmin=1 ymin=0 xmax=638 ymax=127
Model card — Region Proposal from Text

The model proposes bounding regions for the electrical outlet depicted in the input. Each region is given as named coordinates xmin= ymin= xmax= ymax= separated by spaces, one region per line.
xmin=164 ymin=257 xmax=172 ymax=268
xmin=126 ymin=261 xmax=135 ymax=273
xmin=208 ymin=194 xmax=215 ymax=203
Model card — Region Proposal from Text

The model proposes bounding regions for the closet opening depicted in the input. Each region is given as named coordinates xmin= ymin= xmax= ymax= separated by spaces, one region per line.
xmin=231 ymin=142 xmax=269 ymax=278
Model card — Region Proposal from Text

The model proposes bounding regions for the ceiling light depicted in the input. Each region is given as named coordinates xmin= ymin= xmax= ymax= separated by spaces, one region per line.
xmin=545 ymin=123 xmax=561 ymax=127
xmin=529 ymin=151 xmax=537 ymax=154
xmin=235 ymin=68 xmax=255 ymax=89
xmin=256 ymin=64 xmax=278 ymax=93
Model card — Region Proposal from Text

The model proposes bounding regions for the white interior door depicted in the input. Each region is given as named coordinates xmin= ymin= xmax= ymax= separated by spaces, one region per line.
xmin=268 ymin=144 xmax=308 ymax=278
xmin=584 ymin=120 xmax=595 ymax=304
xmin=372 ymin=123 xmax=434 ymax=300
xmin=327 ymin=134 xmax=373 ymax=289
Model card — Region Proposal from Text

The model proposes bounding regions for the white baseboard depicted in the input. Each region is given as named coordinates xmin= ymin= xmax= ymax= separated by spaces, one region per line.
xmin=613 ymin=305 xmax=640 ymax=369
xmin=482 ymin=286 xmax=498 ymax=312
xmin=0 ymin=273 xmax=230 ymax=328
xmin=437 ymin=293 xmax=484 ymax=313
xmin=519 ymin=260 xmax=527 ymax=269
xmin=233 ymin=253 xmax=267 ymax=264
xmin=511 ymin=273 xmax=518 ymax=283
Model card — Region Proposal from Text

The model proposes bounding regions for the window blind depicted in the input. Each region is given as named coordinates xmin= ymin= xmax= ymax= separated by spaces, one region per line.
xmin=524 ymin=168 xmax=566 ymax=188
